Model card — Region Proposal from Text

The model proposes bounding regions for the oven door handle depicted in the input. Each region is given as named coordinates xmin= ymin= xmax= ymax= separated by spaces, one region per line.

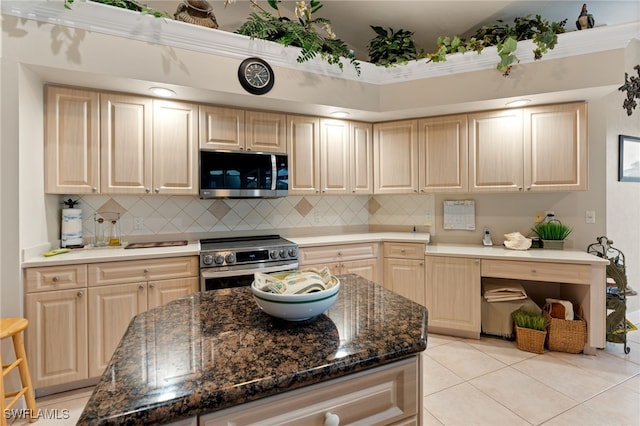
xmin=200 ymin=263 xmax=299 ymax=279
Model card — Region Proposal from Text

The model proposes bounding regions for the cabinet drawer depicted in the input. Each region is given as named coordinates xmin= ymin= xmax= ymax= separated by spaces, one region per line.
xmin=24 ymin=264 xmax=87 ymax=293
xmin=383 ymin=242 xmax=425 ymax=260
xmin=481 ymin=259 xmax=591 ymax=284
xmin=201 ymin=356 xmax=418 ymax=425
xmin=88 ymin=256 xmax=198 ymax=286
xmin=299 ymin=243 xmax=379 ymax=264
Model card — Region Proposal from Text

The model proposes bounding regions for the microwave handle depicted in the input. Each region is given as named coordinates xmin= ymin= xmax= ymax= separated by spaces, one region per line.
xmin=271 ymin=154 xmax=277 ymax=190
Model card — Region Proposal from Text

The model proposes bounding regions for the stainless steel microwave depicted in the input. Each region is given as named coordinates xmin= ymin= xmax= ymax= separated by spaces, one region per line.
xmin=199 ymin=150 xmax=288 ymax=198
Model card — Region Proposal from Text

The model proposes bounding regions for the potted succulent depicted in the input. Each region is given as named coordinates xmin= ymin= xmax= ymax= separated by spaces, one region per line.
xmin=531 ymin=220 xmax=573 ymax=250
xmin=512 ymin=309 xmax=547 ymax=354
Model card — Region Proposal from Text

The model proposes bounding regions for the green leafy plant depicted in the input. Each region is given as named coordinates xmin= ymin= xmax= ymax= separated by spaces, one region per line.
xmin=233 ymin=0 xmax=360 ymax=75
xmin=532 ymin=220 xmax=573 ymax=240
xmin=426 ymin=15 xmax=567 ymax=76
xmin=367 ymin=26 xmax=423 ymax=68
xmin=64 ymin=0 xmax=170 ymax=18
xmin=512 ymin=309 xmax=546 ymax=331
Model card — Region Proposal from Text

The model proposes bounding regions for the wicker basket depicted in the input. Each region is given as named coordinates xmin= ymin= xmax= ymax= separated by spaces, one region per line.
xmin=515 ymin=326 xmax=547 ymax=354
xmin=544 ymin=304 xmax=587 ymax=353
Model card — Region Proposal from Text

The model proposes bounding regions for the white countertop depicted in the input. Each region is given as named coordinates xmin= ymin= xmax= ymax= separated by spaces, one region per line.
xmin=21 ymin=242 xmax=201 ymax=267
xmin=21 ymin=233 xmax=606 ymax=267
xmin=289 ymin=232 xmax=431 ymax=247
xmin=424 ymin=243 xmax=608 ymax=265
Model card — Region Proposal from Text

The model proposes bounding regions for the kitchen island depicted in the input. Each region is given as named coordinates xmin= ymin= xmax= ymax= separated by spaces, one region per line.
xmin=77 ymin=274 xmax=428 ymax=425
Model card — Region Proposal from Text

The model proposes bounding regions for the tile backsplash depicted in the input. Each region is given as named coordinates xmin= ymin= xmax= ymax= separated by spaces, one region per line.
xmin=69 ymin=193 xmax=435 ymax=243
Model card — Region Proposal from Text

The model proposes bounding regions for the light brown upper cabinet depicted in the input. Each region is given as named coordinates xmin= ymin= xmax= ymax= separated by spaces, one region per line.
xmin=101 ymin=93 xmax=153 ymax=194
xmin=45 ymin=86 xmax=101 ymax=194
xmin=470 ymin=102 xmax=587 ymax=193
xmin=373 ymin=120 xmax=419 ymax=194
xmin=199 ymin=106 xmax=286 ymax=153
xmin=152 ymin=100 xmax=199 ymax=195
xmin=524 ymin=102 xmax=588 ymax=191
xmin=289 ymin=117 xmax=373 ymax=195
xmin=418 ymin=114 xmax=468 ymax=193
xmin=469 ymin=108 xmax=524 ymax=192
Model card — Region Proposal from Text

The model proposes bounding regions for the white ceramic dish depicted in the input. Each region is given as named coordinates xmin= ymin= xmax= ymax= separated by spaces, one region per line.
xmin=251 ymin=273 xmax=340 ymax=321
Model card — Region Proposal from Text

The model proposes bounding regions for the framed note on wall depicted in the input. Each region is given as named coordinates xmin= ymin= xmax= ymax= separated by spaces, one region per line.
xmin=443 ymin=200 xmax=476 ymax=230
xmin=619 ymin=134 xmax=640 ymax=182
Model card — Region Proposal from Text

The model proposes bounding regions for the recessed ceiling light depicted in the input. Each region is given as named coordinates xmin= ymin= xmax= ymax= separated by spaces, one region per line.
xmin=330 ymin=111 xmax=349 ymax=118
xmin=149 ymin=87 xmax=176 ymax=97
xmin=505 ymin=99 xmax=531 ymax=107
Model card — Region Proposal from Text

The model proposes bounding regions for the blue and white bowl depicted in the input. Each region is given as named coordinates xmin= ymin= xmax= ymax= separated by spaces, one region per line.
xmin=251 ymin=274 xmax=340 ymax=321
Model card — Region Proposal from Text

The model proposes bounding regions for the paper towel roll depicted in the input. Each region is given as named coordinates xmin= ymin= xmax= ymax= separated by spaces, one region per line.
xmin=61 ymin=208 xmax=83 ymax=247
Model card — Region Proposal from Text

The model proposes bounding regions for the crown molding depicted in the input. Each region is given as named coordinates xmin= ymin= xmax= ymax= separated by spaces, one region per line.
xmin=2 ymin=1 xmax=639 ymax=84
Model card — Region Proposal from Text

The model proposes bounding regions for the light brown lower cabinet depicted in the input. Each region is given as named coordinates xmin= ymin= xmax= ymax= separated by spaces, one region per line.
xmin=200 ymin=356 xmax=420 ymax=426
xmin=424 ymin=256 xmax=481 ymax=338
xmin=25 ymin=287 xmax=89 ymax=388
xmin=299 ymin=242 xmax=380 ymax=282
xmin=382 ymin=242 xmax=426 ymax=306
xmin=24 ymin=256 xmax=198 ymax=390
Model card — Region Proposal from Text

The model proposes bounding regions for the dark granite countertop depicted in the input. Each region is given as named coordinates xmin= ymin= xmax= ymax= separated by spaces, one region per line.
xmin=77 ymin=275 xmax=428 ymax=425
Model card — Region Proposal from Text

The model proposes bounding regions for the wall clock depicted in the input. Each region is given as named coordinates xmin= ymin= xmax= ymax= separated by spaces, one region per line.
xmin=238 ymin=57 xmax=274 ymax=95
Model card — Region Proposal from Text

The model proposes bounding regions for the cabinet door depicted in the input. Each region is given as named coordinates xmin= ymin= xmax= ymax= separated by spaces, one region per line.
xmin=147 ymin=277 xmax=198 ymax=310
xmin=320 ymin=119 xmax=350 ymax=194
xmin=374 ymin=120 xmax=419 ymax=194
xmin=287 ymin=115 xmax=320 ymax=194
xmin=44 ymin=86 xmax=100 ymax=194
xmin=383 ymin=258 xmax=425 ymax=306
xmin=350 ymin=122 xmax=373 ymax=194
xmin=101 ymin=93 xmax=153 ymax=194
xmin=418 ymin=114 xmax=468 ymax=193
xmin=198 ymin=105 xmax=244 ymax=150
xmin=26 ymin=288 xmax=88 ymax=388
xmin=341 ymin=258 xmax=379 ymax=282
xmin=524 ymin=102 xmax=588 ymax=191
xmin=245 ymin=110 xmax=286 ymax=153
xmin=88 ymin=283 xmax=147 ymax=377
xmin=425 ymin=256 xmax=481 ymax=338
xmin=469 ymin=109 xmax=523 ymax=192
xmin=153 ymin=100 xmax=198 ymax=194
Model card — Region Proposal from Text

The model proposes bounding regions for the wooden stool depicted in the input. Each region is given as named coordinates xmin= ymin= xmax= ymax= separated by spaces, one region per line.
xmin=1 ymin=318 xmax=38 ymax=425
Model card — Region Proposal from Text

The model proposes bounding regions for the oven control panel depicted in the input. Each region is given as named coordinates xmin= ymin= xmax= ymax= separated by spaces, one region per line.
xmin=200 ymin=246 xmax=298 ymax=268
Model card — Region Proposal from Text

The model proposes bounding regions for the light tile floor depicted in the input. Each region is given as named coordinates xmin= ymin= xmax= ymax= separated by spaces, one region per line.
xmin=7 ymin=328 xmax=640 ymax=426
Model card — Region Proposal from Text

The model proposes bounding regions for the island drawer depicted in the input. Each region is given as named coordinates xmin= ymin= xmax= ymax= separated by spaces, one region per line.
xmin=481 ymin=259 xmax=591 ymax=284
xmin=24 ymin=264 xmax=87 ymax=293
xmin=383 ymin=242 xmax=425 ymax=260
xmin=88 ymin=256 xmax=198 ymax=286
xmin=299 ymin=242 xmax=379 ymax=264
xmin=200 ymin=356 xmax=419 ymax=425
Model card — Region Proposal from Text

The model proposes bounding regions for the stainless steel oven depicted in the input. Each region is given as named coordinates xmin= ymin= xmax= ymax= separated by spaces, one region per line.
xmin=199 ymin=235 xmax=298 ymax=291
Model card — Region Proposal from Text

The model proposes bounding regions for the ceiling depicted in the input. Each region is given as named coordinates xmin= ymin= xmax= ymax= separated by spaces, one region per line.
xmin=149 ymin=0 xmax=640 ymax=60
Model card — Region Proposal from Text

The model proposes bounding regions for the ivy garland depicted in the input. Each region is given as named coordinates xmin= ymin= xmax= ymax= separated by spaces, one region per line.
xmin=426 ymin=15 xmax=567 ymax=76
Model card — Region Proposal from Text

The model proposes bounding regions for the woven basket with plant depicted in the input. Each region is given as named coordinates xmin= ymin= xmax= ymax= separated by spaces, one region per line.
xmin=512 ymin=309 xmax=547 ymax=354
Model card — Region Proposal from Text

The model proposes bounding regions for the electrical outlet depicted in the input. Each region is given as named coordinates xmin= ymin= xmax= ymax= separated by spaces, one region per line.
xmin=586 ymin=210 xmax=596 ymax=224
xmin=134 ymin=217 xmax=144 ymax=230
xmin=313 ymin=212 xmax=321 ymax=223
xmin=424 ymin=210 xmax=434 ymax=226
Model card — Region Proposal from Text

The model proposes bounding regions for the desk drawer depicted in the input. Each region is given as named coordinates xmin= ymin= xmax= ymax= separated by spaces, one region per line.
xmin=383 ymin=242 xmax=425 ymax=260
xmin=481 ymin=259 xmax=591 ymax=284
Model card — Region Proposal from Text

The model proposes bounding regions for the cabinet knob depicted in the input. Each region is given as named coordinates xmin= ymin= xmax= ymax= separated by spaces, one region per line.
xmin=518 ymin=187 xmax=523 ymax=191
xmin=419 ymin=262 xmax=424 ymax=266
xmin=324 ymin=412 xmax=340 ymax=426
xmin=77 ymin=290 xmax=84 ymax=297
xmin=526 ymin=186 xmax=532 ymax=191
xmin=246 ymin=148 xmax=251 ymax=151
xmin=92 ymin=187 xmax=97 ymax=192
xmin=52 ymin=276 xmax=59 ymax=282
xmin=139 ymin=284 xmax=144 ymax=290
xmin=475 ymin=259 xmax=480 ymax=264
xmin=145 ymin=188 xmax=151 ymax=193
xmin=149 ymin=283 xmax=155 ymax=289
xmin=531 ymin=269 xmax=537 ymax=273
xmin=144 ymin=268 xmax=150 ymax=273
xmin=337 ymin=252 xmax=342 ymax=256
xmin=352 ymin=190 xmax=356 ymax=193
xmin=154 ymin=188 xmax=160 ymax=193
xmin=401 ymin=249 xmax=406 ymax=253
xmin=414 ymin=189 xmax=418 ymax=193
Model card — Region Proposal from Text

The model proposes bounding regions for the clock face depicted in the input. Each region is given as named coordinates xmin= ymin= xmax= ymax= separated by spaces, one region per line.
xmin=238 ymin=57 xmax=274 ymax=95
